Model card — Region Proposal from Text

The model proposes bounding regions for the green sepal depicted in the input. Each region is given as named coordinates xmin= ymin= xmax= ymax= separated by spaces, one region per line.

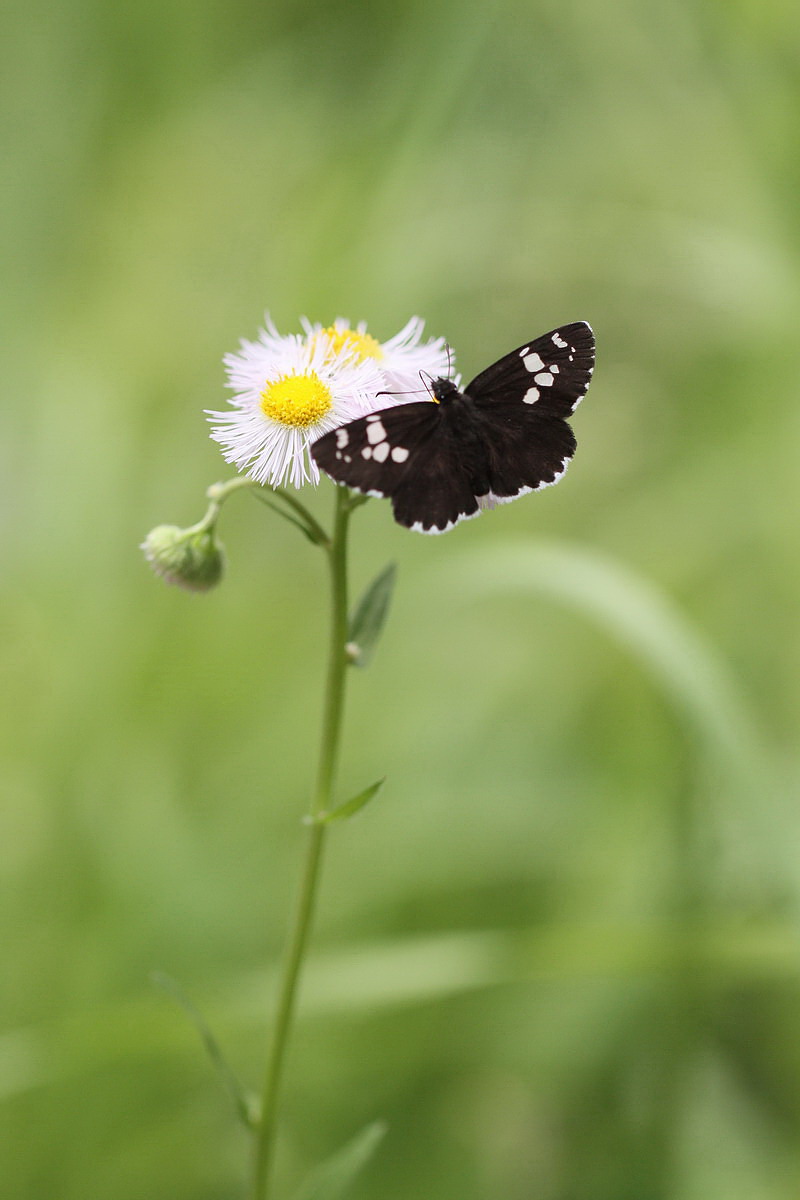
xmin=347 ymin=563 xmax=397 ymax=667
xmin=151 ymin=971 xmax=258 ymax=1129
xmin=292 ymin=1120 xmax=387 ymax=1200
xmin=318 ymin=778 xmax=385 ymax=825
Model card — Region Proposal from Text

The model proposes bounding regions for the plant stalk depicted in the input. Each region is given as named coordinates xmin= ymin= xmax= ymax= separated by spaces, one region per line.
xmin=250 ymin=486 xmax=352 ymax=1200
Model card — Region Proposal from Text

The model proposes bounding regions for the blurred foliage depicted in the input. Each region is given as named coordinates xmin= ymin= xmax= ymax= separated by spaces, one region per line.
xmin=3 ymin=0 xmax=800 ymax=1197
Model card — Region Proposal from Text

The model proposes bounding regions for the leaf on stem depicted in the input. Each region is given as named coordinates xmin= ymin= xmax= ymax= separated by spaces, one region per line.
xmin=248 ymin=490 xmax=324 ymax=545
xmin=321 ymin=778 xmax=385 ymax=824
xmin=347 ymin=563 xmax=397 ymax=667
xmin=150 ymin=971 xmax=258 ymax=1129
xmin=292 ymin=1120 xmax=388 ymax=1200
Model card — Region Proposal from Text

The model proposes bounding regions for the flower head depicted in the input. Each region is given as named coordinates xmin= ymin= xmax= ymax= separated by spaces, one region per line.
xmin=141 ymin=524 xmax=225 ymax=591
xmin=302 ymin=315 xmax=450 ymax=397
xmin=209 ymin=321 xmax=385 ymax=489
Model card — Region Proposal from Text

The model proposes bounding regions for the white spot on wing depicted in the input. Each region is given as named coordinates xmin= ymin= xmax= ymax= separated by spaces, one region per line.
xmin=391 ymin=446 xmax=409 ymax=462
xmin=523 ymin=352 xmax=545 ymax=372
xmin=552 ymin=333 xmax=569 ymax=348
xmin=366 ymin=420 xmax=386 ymax=444
xmin=534 ymin=371 xmax=554 ymax=386
xmin=361 ymin=446 xmax=372 ymax=459
xmin=335 ymin=429 xmax=348 ymax=448
xmin=519 ymin=346 xmax=530 ymax=357
xmin=372 ymin=441 xmax=390 ymax=462
xmin=523 ymin=387 xmax=540 ymax=404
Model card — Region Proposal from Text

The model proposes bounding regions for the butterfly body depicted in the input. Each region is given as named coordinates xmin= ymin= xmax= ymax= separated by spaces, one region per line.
xmin=312 ymin=321 xmax=595 ymax=534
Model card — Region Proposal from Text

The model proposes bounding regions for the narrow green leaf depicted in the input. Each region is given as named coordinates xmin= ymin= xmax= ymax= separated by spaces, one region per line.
xmin=270 ymin=487 xmax=331 ymax=546
xmin=347 ymin=563 xmax=397 ymax=667
xmin=323 ymin=778 xmax=385 ymax=824
xmin=248 ymin=489 xmax=323 ymax=545
xmin=151 ymin=971 xmax=258 ymax=1129
xmin=293 ymin=1120 xmax=388 ymax=1200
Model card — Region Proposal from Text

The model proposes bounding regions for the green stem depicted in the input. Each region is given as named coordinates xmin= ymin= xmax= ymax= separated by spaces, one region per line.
xmin=312 ymin=488 xmax=352 ymax=814
xmin=250 ymin=486 xmax=353 ymax=1200
xmin=204 ymin=477 xmax=330 ymax=547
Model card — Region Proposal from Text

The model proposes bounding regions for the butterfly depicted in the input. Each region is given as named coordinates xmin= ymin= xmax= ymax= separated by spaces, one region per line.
xmin=311 ymin=321 xmax=595 ymax=534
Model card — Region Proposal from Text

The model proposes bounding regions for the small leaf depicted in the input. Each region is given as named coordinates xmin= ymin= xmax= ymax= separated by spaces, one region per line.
xmin=323 ymin=778 xmax=385 ymax=824
xmin=151 ymin=971 xmax=258 ymax=1129
xmin=293 ymin=1120 xmax=388 ymax=1200
xmin=249 ymin=490 xmax=325 ymax=545
xmin=347 ymin=563 xmax=397 ymax=667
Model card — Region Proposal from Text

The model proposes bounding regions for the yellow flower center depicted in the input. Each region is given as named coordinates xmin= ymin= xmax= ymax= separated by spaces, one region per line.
xmin=260 ymin=372 xmax=333 ymax=428
xmin=320 ymin=325 xmax=384 ymax=362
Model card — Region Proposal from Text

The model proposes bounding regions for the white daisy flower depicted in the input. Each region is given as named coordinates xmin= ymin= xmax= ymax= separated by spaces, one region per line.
xmin=209 ymin=321 xmax=385 ymax=489
xmin=301 ymin=316 xmax=451 ymax=398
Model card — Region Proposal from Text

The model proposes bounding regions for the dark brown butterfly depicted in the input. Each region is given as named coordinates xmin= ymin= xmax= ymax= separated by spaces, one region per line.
xmin=312 ymin=321 xmax=595 ymax=533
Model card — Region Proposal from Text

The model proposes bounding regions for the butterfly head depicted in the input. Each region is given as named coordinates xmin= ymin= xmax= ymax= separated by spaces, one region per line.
xmin=430 ymin=377 xmax=460 ymax=405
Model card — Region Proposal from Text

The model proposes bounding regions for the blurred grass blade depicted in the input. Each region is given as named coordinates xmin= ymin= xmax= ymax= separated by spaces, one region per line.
xmin=293 ymin=1121 xmax=387 ymax=1200
xmin=15 ymin=920 xmax=800 ymax=1102
xmin=151 ymin=971 xmax=257 ymax=1129
xmin=439 ymin=539 xmax=766 ymax=782
xmin=348 ymin=563 xmax=397 ymax=667
xmin=323 ymin=778 xmax=385 ymax=824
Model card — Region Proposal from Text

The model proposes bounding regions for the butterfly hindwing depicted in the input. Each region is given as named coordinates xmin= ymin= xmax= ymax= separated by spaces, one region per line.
xmin=475 ymin=404 xmax=578 ymax=505
xmin=389 ymin=432 xmax=481 ymax=533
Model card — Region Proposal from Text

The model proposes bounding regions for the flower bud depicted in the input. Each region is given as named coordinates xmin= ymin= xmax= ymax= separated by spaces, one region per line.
xmin=141 ymin=524 xmax=224 ymax=592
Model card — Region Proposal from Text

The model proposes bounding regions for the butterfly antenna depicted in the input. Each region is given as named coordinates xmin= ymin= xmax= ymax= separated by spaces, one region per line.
xmin=418 ymin=369 xmax=437 ymax=397
xmin=375 ymin=386 xmax=429 ymax=399
xmin=445 ymin=342 xmax=453 ymax=378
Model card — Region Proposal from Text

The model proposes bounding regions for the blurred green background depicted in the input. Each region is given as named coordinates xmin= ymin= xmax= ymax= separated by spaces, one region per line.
xmin=3 ymin=0 xmax=800 ymax=1197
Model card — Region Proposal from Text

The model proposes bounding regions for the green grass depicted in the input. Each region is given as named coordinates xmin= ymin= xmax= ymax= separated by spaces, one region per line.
xmin=3 ymin=0 xmax=800 ymax=1196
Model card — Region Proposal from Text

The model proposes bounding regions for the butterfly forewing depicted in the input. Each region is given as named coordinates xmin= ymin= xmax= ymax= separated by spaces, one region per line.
xmin=465 ymin=321 xmax=594 ymax=419
xmin=312 ymin=400 xmax=481 ymax=532
xmin=312 ymin=401 xmax=440 ymax=499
